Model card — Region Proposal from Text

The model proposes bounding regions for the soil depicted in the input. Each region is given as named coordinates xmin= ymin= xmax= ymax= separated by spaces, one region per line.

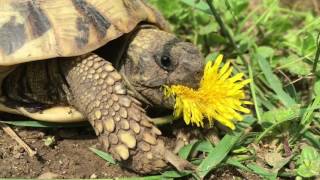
xmin=0 ymin=122 xmax=263 ymax=179
xmin=0 ymin=125 xmax=136 ymax=178
xmin=281 ymin=0 xmax=320 ymax=14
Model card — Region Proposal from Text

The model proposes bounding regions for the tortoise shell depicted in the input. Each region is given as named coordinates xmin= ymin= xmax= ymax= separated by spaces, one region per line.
xmin=0 ymin=0 xmax=169 ymax=65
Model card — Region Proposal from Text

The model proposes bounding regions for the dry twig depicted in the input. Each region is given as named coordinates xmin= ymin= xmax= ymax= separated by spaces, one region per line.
xmin=0 ymin=122 xmax=36 ymax=157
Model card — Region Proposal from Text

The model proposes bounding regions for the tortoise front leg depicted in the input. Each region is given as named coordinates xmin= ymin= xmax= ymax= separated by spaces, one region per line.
xmin=60 ymin=53 xmax=192 ymax=173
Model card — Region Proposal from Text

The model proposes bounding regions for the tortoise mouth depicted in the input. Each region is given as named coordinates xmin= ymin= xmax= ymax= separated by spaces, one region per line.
xmin=135 ymin=85 xmax=174 ymax=109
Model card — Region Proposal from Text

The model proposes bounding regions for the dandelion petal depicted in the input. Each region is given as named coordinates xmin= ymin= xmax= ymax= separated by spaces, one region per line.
xmin=164 ymin=54 xmax=252 ymax=130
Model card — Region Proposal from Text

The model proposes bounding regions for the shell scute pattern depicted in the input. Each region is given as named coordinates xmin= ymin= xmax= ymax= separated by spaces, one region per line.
xmin=0 ymin=16 xmax=26 ymax=55
xmin=72 ymin=0 xmax=111 ymax=39
xmin=0 ymin=0 xmax=167 ymax=65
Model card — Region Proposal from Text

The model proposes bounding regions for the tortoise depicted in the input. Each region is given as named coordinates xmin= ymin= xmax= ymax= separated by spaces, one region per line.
xmin=0 ymin=0 xmax=204 ymax=173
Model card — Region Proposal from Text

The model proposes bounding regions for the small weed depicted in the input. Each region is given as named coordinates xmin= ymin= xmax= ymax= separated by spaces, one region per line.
xmin=43 ymin=136 xmax=56 ymax=147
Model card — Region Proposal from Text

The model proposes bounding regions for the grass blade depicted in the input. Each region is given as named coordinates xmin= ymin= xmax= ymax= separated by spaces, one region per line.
xmin=312 ymin=32 xmax=320 ymax=73
xmin=196 ymin=116 xmax=255 ymax=178
xmin=247 ymin=163 xmax=277 ymax=180
xmin=89 ymin=147 xmax=116 ymax=164
xmin=181 ymin=0 xmax=210 ymax=14
xmin=291 ymin=95 xmax=320 ymax=143
xmin=225 ymin=158 xmax=252 ymax=172
xmin=193 ymin=140 xmax=215 ymax=153
xmin=248 ymin=62 xmax=262 ymax=124
xmin=161 ymin=170 xmax=191 ymax=178
xmin=303 ymin=131 xmax=320 ymax=149
xmin=0 ymin=120 xmax=89 ymax=128
xmin=178 ymin=141 xmax=197 ymax=160
xmin=256 ymin=53 xmax=296 ymax=107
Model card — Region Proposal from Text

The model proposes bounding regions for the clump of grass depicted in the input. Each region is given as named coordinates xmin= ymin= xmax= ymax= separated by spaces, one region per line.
xmin=148 ymin=0 xmax=320 ymax=179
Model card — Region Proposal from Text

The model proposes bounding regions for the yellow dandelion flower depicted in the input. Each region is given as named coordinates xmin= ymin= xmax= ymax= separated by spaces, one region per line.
xmin=164 ymin=54 xmax=252 ymax=130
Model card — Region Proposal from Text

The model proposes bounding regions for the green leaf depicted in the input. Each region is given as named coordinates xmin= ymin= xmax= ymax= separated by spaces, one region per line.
xmin=278 ymin=55 xmax=312 ymax=76
xmin=256 ymin=105 xmax=320 ymax=142
xmin=247 ymin=163 xmax=277 ymax=180
xmin=206 ymin=33 xmax=228 ymax=45
xmin=181 ymin=0 xmax=210 ymax=14
xmin=292 ymin=95 xmax=320 ymax=142
xmin=256 ymin=53 xmax=297 ymax=107
xmin=226 ymin=158 xmax=252 ymax=172
xmin=193 ymin=140 xmax=215 ymax=153
xmin=148 ymin=0 xmax=182 ymax=18
xmin=161 ymin=170 xmax=191 ymax=178
xmin=89 ymin=147 xmax=116 ymax=165
xmin=205 ymin=52 xmax=219 ymax=63
xmin=314 ymin=79 xmax=320 ymax=96
xmin=178 ymin=142 xmax=196 ymax=160
xmin=0 ymin=120 xmax=89 ymax=128
xmin=260 ymin=105 xmax=302 ymax=126
xmin=196 ymin=116 xmax=256 ymax=178
xmin=301 ymin=32 xmax=317 ymax=56
xmin=296 ymin=146 xmax=320 ymax=177
xmin=303 ymin=131 xmax=320 ymax=149
xmin=178 ymin=140 xmax=215 ymax=160
xmin=43 ymin=136 xmax=56 ymax=147
xmin=198 ymin=23 xmax=217 ymax=35
xmin=256 ymin=46 xmax=274 ymax=58
xmin=225 ymin=0 xmax=249 ymax=16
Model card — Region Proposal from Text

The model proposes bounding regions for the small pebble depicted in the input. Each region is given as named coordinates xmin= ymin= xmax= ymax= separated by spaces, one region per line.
xmin=37 ymin=172 xmax=60 ymax=179
xmin=90 ymin=173 xmax=97 ymax=179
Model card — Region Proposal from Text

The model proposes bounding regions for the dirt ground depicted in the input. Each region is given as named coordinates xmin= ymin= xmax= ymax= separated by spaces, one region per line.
xmin=0 ymin=125 xmax=137 ymax=179
xmin=0 ymin=122 xmax=263 ymax=179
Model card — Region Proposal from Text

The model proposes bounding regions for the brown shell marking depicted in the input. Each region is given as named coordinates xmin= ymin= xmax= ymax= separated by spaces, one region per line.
xmin=0 ymin=16 xmax=26 ymax=55
xmin=19 ymin=1 xmax=51 ymax=38
xmin=75 ymin=17 xmax=89 ymax=48
xmin=72 ymin=0 xmax=110 ymax=39
xmin=0 ymin=0 xmax=169 ymax=66
xmin=0 ymin=0 xmax=51 ymax=55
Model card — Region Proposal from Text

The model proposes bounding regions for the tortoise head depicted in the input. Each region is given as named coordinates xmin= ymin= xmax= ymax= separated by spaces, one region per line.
xmin=121 ymin=27 xmax=204 ymax=109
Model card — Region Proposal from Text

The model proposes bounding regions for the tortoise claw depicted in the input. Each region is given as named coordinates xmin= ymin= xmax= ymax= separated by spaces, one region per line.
xmin=164 ymin=149 xmax=195 ymax=172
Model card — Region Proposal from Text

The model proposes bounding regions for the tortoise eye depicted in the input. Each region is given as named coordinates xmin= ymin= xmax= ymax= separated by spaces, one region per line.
xmin=155 ymin=55 xmax=174 ymax=71
xmin=160 ymin=55 xmax=171 ymax=68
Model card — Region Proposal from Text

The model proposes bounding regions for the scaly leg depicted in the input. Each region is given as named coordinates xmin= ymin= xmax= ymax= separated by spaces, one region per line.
xmin=61 ymin=53 xmax=193 ymax=173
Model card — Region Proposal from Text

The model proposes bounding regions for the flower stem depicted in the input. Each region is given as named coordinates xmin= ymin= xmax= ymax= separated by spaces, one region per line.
xmin=205 ymin=0 xmax=249 ymax=65
xmin=312 ymin=32 xmax=320 ymax=73
xmin=151 ymin=115 xmax=174 ymax=126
